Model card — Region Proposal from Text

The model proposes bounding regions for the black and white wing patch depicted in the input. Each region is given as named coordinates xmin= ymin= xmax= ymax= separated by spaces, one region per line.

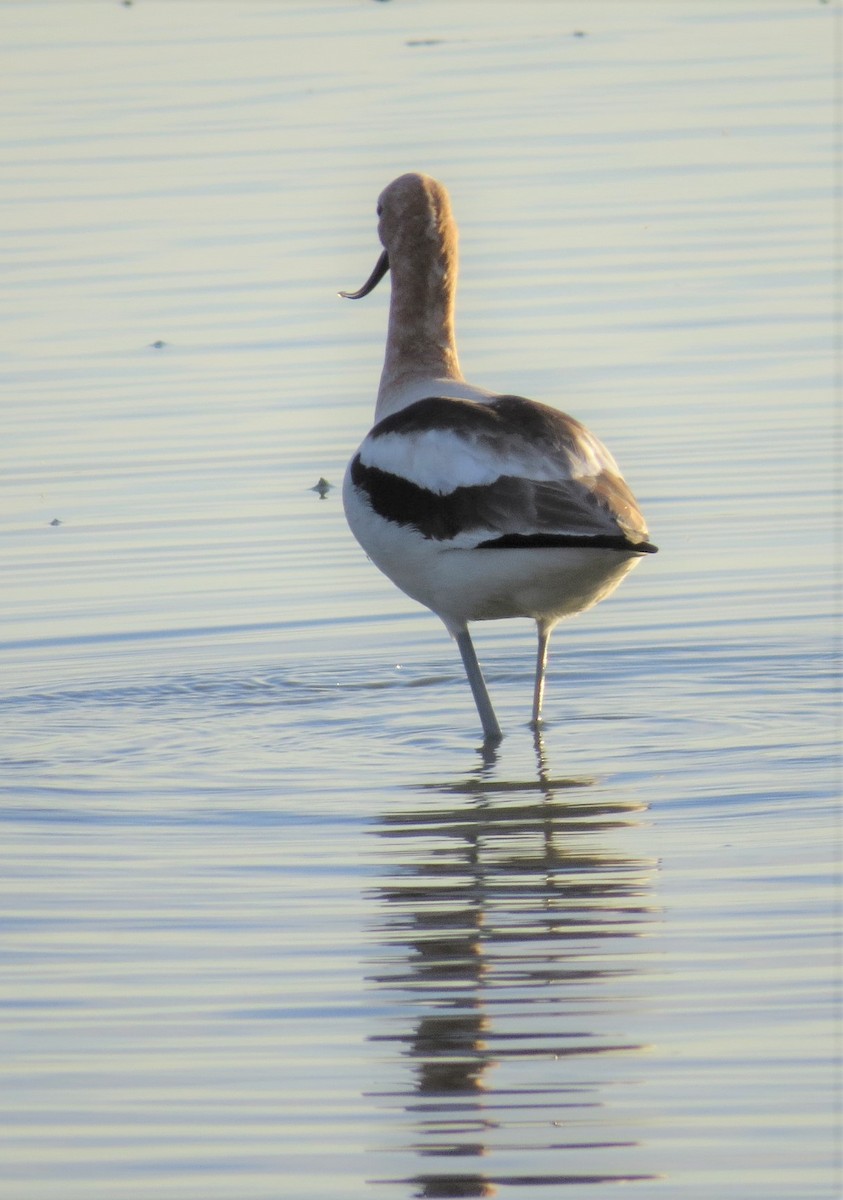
xmin=349 ymin=395 xmax=658 ymax=554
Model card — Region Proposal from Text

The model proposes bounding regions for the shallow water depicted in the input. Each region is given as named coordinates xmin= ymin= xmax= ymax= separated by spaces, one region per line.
xmin=1 ymin=3 xmax=839 ymax=1198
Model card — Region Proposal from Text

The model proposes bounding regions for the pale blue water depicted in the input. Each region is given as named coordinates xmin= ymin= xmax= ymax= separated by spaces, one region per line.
xmin=0 ymin=3 xmax=838 ymax=1198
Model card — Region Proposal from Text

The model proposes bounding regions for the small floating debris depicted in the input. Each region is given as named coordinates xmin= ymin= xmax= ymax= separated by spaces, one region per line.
xmin=311 ymin=477 xmax=332 ymax=499
xmin=148 ymin=339 xmax=167 ymax=349
xmin=573 ymin=29 xmax=588 ymax=38
xmin=49 ymin=518 xmax=62 ymax=526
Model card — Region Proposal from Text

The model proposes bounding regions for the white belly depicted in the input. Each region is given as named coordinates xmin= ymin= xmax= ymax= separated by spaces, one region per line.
xmin=344 ymin=469 xmax=642 ymax=634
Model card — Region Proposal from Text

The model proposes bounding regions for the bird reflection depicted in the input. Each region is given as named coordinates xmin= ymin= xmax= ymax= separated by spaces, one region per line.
xmin=367 ymin=735 xmax=659 ymax=1197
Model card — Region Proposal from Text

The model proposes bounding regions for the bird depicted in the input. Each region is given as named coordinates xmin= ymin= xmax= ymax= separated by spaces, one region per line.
xmin=340 ymin=172 xmax=656 ymax=742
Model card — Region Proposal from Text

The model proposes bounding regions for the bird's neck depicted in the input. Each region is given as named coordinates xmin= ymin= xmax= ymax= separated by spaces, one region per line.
xmin=375 ymin=248 xmax=463 ymax=420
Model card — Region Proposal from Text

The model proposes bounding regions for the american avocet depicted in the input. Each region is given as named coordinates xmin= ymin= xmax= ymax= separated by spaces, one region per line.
xmin=341 ymin=173 xmax=656 ymax=741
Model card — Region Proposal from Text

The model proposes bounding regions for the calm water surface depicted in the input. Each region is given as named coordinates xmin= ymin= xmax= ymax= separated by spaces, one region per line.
xmin=0 ymin=3 xmax=838 ymax=1198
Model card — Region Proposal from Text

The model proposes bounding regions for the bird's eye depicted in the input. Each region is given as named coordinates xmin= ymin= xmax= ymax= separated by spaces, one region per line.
xmin=376 ymin=203 xmax=383 ymax=217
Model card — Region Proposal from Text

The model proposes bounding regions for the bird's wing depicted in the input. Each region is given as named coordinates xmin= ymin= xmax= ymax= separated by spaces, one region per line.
xmin=352 ymin=395 xmax=655 ymax=551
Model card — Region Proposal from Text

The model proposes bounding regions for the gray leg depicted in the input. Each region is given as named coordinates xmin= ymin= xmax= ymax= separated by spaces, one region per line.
xmin=531 ymin=622 xmax=553 ymax=727
xmin=455 ymin=628 xmax=502 ymax=742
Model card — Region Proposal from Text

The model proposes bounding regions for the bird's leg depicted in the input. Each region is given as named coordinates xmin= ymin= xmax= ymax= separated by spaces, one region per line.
xmin=531 ymin=621 xmax=553 ymax=727
xmin=454 ymin=628 xmax=502 ymax=742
